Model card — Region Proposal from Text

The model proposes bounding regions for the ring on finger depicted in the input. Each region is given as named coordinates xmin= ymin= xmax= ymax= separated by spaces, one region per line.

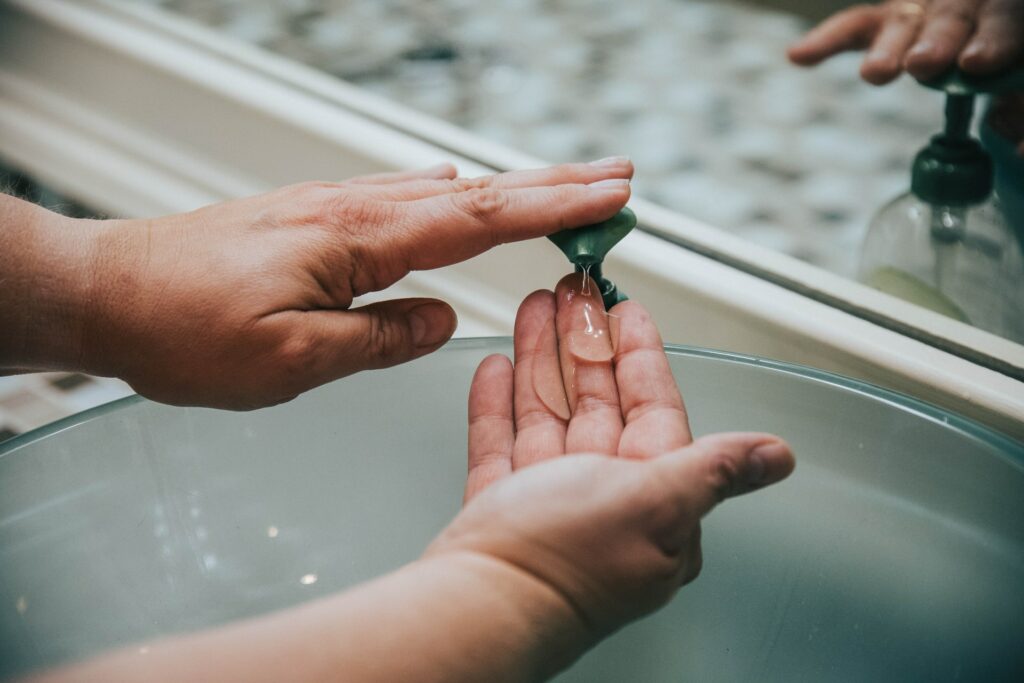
xmin=894 ymin=1 xmax=926 ymax=19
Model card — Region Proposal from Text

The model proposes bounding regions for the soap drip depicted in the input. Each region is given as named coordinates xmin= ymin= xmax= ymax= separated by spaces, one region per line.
xmin=565 ymin=302 xmax=615 ymax=362
xmin=529 ymin=272 xmax=621 ymax=417
xmin=581 ymin=264 xmax=592 ymax=296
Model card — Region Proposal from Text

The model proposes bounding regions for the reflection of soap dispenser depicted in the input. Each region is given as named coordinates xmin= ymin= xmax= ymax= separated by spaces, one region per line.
xmin=859 ymin=69 xmax=1024 ymax=343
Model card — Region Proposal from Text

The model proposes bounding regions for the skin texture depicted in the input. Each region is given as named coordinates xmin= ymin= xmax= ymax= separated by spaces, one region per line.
xmin=27 ymin=294 xmax=795 ymax=683
xmin=788 ymin=0 xmax=1024 ymax=85
xmin=0 ymin=159 xmax=633 ymax=408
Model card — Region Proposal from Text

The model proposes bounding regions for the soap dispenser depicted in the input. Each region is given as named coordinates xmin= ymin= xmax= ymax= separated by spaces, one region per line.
xmin=548 ymin=207 xmax=637 ymax=310
xmin=859 ymin=68 xmax=1024 ymax=343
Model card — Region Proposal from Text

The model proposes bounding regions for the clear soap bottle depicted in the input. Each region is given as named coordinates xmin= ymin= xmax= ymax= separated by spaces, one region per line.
xmin=858 ymin=76 xmax=1024 ymax=344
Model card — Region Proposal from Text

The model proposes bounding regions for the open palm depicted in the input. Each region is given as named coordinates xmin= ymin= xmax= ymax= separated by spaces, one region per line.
xmin=464 ymin=273 xmax=693 ymax=502
xmin=428 ymin=280 xmax=794 ymax=639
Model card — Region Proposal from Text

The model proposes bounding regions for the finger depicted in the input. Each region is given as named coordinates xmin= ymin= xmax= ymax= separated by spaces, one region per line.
xmin=512 ymin=290 xmax=568 ymax=469
xmin=860 ymin=4 xmax=927 ymax=84
xmin=555 ymin=273 xmax=623 ymax=455
xmin=905 ymin=0 xmax=980 ymax=80
xmin=384 ymin=180 xmax=631 ymax=272
xmin=654 ymin=433 xmax=795 ymax=522
xmin=345 ymin=163 xmax=458 ymax=185
xmin=959 ymin=0 xmax=1024 ymax=74
xmin=276 ymin=298 xmax=457 ymax=390
xmin=787 ymin=5 xmax=885 ymax=66
xmin=610 ymin=300 xmax=691 ymax=460
xmin=353 ymin=158 xmax=634 ymax=203
xmin=465 ymin=354 xmax=515 ymax=503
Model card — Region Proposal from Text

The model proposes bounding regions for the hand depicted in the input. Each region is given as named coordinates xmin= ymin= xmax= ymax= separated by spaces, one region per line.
xmin=787 ymin=0 xmax=1024 ymax=85
xmin=23 ymin=280 xmax=792 ymax=683
xmin=32 ymin=160 xmax=632 ymax=408
xmin=427 ymin=278 xmax=795 ymax=643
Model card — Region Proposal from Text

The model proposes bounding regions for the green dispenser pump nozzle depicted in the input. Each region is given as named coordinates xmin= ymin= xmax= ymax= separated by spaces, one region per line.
xmin=910 ymin=92 xmax=991 ymax=206
xmin=911 ymin=67 xmax=1024 ymax=206
xmin=547 ymin=207 xmax=637 ymax=309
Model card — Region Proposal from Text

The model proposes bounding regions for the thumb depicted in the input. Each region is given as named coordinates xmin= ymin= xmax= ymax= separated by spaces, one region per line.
xmin=653 ymin=432 xmax=795 ymax=519
xmin=310 ymin=297 xmax=457 ymax=375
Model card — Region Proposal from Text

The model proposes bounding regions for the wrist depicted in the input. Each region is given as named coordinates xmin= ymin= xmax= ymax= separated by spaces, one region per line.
xmin=420 ymin=550 xmax=595 ymax=680
xmin=0 ymin=196 xmax=96 ymax=372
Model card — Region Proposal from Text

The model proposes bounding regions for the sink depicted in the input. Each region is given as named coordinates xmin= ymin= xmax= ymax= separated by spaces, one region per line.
xmin=1 ymin=340 xmax=1021 ymax=681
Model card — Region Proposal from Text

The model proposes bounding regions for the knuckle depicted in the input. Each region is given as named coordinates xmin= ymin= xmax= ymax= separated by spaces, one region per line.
xmin=453 ymin=176 xmax=490 ymax=192
xmin=319 ymin=190 xmax=356 ymax=223
xmin=358 ymin=198 xmax=395 ymax=227
xmin=468 ymin=445 xmax=510 ymax=467
xmin=469 ymin=411 xmax=511 ymax=428
xmin=706 ymin=450 xmax=745 ymax=502
xmin=574 ymin=394 xmax=620 ymax=414
xmin=361 ymin=308 xmax=409 ymax=363
xmin=623 ymin=397 xmax=681 ymax=425
xmin=275 ymin=332 xmax=318 ymax=378
xmin=268 ymin=332 xmax=326 ymax=398
xmin=322 ymin=191 xmax=392 ymax=228
xmin=516 ymin=405 xmax=567 ymax=428
xmin=458 ymin=187 xmax=509 ymax=222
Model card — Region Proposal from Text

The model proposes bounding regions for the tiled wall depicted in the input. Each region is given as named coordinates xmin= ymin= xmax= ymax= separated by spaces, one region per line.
xmin=155 ymin=0 xmax=943 ymax=276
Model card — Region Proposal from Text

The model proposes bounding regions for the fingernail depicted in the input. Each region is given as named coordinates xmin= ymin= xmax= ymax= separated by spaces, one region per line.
xmin=907 ymin=41 xmax=932 ymax=57
xmin=589 ymin=155 xmax=630 ymax=168
xmin=588 ymin=178 xmax=630 ymax=191
xmin=748 ymin=441 xmax=788 ymax=484
xmin=960 ymin=43 xmax=987 ymax=67
xmin=409 ymin=303 xmax=455 ymax=348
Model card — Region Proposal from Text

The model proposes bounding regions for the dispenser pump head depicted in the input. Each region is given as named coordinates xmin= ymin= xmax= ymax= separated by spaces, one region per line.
xmin=911 ymin=66 xmax=1024 ymax=205
xmin=910 ymin=94 xmax=992 ymax=205
xmin=548 ymin=207 xmax=637 ymax=267
xmin=547 ymin=207 xmax=637 ymax=310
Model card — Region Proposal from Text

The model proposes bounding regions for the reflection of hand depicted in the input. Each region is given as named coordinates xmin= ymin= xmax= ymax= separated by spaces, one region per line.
xmin=1 ymin=160 xmax=632 ymax=409
xmin=429 ymin=282 xmax=795 ymax=644
xmin=788 ymin=0 xmax=1024 ymax=85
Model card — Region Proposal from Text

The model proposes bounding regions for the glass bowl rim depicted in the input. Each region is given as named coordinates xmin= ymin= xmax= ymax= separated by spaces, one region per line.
xmin=2 ymin=338 xmax=1020 ymax=461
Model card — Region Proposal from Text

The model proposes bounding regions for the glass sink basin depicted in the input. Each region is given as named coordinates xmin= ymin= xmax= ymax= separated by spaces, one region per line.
xmin=1 ymin=340 xmax=1021 ymax=681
